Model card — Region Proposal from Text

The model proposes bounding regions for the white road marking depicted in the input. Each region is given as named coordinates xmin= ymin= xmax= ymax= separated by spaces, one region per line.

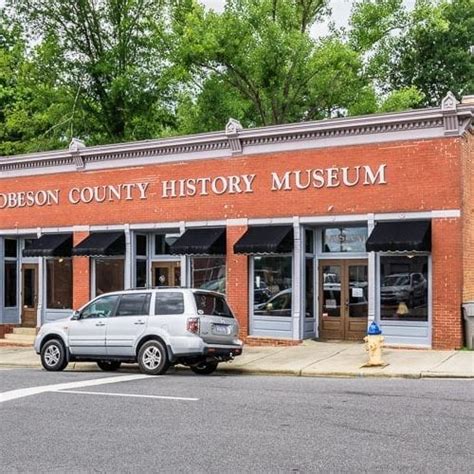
xmin=54 ymin=389 xmax=199 ymax=401
xmin=0 ymin=374 xmax=152 ymax=404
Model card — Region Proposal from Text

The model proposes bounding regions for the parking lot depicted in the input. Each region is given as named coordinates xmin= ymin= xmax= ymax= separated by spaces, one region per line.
xmin=1 ymin=368 xmax=473 ymax=473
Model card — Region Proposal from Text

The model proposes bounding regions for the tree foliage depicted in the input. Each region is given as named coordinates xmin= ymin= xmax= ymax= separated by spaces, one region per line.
xmin=0 ymin=0 xmax=472 ymax=156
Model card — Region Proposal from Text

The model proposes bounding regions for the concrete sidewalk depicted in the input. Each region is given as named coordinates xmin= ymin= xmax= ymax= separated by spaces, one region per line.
xmin=0 ymin=340 xmax=472 ymax=378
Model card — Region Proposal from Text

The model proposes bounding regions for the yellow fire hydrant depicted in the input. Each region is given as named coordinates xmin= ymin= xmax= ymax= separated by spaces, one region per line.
xmin=363 ymin=322 xmax=385 ymax=367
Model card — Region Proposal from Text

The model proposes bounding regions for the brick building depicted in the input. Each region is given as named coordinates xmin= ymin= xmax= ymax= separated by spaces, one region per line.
xmin=0 ymin=92 xmax=472 ymax=349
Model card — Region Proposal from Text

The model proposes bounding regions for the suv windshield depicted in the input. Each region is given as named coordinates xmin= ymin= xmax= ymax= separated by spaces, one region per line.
xmin=194 ymin=292 xmax=234 ymax=318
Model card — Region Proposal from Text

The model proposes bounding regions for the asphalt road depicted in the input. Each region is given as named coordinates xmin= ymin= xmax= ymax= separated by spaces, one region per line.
xmin=0 ymin=368 xmax=473 ymax=473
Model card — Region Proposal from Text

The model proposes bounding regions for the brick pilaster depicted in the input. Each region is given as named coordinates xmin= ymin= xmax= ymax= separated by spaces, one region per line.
xmin=432 ymin=218 xmax=463 ymax=349
xmin=72 ymin=231 xmax=90 ymax=309
xmin=226 ymin=225 xmax=249 ymax=338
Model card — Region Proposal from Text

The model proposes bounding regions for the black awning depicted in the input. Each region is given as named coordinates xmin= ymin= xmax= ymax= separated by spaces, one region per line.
xmin=234 ymin=225 xmax=294 ymax=254
xmin=366 ymin=221 xmax=431 ymax=252
xmin=23 ymin=233 xmax=72 ymax=257
xmin=169 ymin=228 xmax=226 ymax=255
xmin=72 ymin=232 xmax=125 ymax=257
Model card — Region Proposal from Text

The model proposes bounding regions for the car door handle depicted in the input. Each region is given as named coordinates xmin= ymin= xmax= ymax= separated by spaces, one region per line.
xmin=95 ymin=322 xmax=106 ymax=327
xmin=134 ymin=321 xmax=145 ymax=325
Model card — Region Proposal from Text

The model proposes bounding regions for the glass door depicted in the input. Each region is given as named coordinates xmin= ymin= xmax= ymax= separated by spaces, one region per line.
xmin=21 ymin=264 xmax=38 ymax=328
xmin=152 ymin=261 xmax=181 ymax=287
xmin=319 ymin=259 xmax=368 ymax=340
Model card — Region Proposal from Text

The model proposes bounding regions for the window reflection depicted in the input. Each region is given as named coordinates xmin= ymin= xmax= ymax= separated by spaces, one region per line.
xmin=95 ymin=258 xmax=124 ymax=296
xmin=323 ymin=227 xmax=367 ymax=253
xmin=47 ymin=258 xmax=72 ymax=309
xmin=191 ymin=257 xmax=226 ymax=293
xmin=380 ymin=256 xmax=428 ymax=322
xmin=253 ymin=256 xmax=292 ymax=317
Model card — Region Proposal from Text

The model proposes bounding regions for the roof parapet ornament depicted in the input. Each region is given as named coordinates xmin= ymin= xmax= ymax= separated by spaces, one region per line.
xmin=441 ymin=91 xmax=459 ymax=136
xmin=225 ymin=118 xmax=243 ymax=154
xmin=69 ymin=138 xmax=86 ymax=169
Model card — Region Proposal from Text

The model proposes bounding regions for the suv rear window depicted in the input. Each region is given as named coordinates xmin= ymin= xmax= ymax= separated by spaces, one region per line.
xmin=194 ymin=292 xmax=234 ymax=318
xmin=116 ymin=293 xmax=151 ymax=316
xmin=155 ymin=292 xmax=185 ymax=315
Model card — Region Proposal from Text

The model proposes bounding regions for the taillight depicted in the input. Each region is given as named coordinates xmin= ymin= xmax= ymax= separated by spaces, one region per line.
xmin=186 ymin=317 xmax=200 ymax=334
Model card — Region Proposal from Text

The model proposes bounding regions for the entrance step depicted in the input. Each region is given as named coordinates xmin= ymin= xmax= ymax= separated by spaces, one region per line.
xmin=3 ymin=333 xmax=35 ymax=345
xmin=12 ymin=327 xmax=37 ymax=336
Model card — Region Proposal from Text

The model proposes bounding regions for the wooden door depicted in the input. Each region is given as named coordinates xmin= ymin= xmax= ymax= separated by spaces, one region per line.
xmin=152 ymin=261 xmax=181 ymax=287
xmin=21 ymin=264 xmax=38 ymax=328
xmin=318 ymin=260 xmax=368 ymax=341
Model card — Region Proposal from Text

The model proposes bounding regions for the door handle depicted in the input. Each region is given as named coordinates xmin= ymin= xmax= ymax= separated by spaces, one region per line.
xmin=95 ymin=322 xmax=106 ymax=327
xmin=134 ymin=321 xmax=145 ymax=325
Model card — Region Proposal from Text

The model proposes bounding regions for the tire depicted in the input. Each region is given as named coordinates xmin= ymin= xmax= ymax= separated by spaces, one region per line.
xmin=137 ymin=340 xmax=169 ymax=375
xmin=41 ymin=339 xmax=68 ymax=372
xmin=97 ymin=360 xmax=121 ymax=371
xmin=191 ymin=361 xmax=218 ymax=375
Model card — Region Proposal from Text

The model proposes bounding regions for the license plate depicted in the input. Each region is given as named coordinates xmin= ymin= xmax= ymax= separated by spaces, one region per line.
xmin=212 ymin=324 xmax=230 ymax=335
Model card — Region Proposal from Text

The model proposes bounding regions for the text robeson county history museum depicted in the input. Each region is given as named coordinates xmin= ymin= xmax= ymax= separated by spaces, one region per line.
xmin=0 ymin=164 xmax=387 ymax=209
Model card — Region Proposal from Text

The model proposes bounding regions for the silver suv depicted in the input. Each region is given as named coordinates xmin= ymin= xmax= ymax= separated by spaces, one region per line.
xmin=34 ymin=289 xmax=243 ymax=375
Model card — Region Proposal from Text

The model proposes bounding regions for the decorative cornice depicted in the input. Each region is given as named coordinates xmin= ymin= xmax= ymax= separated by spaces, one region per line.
xmin=0 ymin=94 xmax=472 ymax=176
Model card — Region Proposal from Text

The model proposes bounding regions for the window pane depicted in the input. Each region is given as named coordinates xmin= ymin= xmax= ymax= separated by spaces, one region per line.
xmin=155 ymin=234 xmax=179 ymax=255
xmin=47 ymin=259 xmax=72 ymax=309
xmin=305 ymin=229 xmax=314 ymax=254
xmin=348 ymin=264 xmax=368 ymax=318
xmin=81 ymin=295 xmax=119 ymax=319
xmin=155 ymin=292 xmax=185 ymax=315
xmin=4 ymin=261 xmax=17 ymax=307
xmin=116 ymin=293 xmax=151 ymax=316
xmin=322 ymin=265 xmax=341 ymax=317
xmin=136 ymin=260 xmax=147 ymax=288
xmin=194 ymin=292 xmax=233 ymax=318
xmin=253 ymin=256 xmax=292 ymax=317
xmin=95 ymin=258 xmax=124 ymax=296
xmin=323 ymin=227 xmax=367 ymax=253
xmin=191 ymin=257 xmax=226 ymax=293
xmin=380 ymin=256 xmax=428 ymax=322
xmin=305 ymin=258 xmax=314 ymax=318
xmin=5 ymin=239 xmax=17 ymax=258
xmin=23 ymin=268 xmax=35 ymax=307
xmin=136 ymin=235 xmax=147 ymax=256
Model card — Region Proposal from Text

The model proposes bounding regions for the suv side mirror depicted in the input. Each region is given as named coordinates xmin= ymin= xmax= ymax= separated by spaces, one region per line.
xmin=71 ymin=310 xmax=80 ymax=320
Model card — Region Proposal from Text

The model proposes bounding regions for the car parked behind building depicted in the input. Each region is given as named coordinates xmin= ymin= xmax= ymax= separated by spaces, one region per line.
xmin=34 ymin=288 xmax=243 ymax=375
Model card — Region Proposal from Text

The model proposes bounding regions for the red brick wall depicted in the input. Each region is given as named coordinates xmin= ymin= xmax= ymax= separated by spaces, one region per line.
xmin=461 ymin=134 xmax=474 ymax=303
xmin=431 ymin=218 xmax=463 ymax=349
xmin=72 ymin=232 xmax=90 ymax=310
xmin=226 ymin=225 xmax=249 ymax=339
xmin=0 ymin=138 xmax=462 ymax=229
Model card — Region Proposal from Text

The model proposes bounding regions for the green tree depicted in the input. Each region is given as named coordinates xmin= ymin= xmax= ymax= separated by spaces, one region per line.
xmin=175 ymin=0 xmax=377 ymax=131
xmin=0 ymin=13 xmax=77 ymax=155
xmin=9 ymin=0 xmax=180 ymax=145
xmin=349 ymin=0 xmax=474 ymax=107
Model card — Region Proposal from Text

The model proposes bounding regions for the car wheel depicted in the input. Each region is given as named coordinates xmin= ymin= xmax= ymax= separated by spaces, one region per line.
xmin=138 ymin=340 xmax=169 ymax=375
xmin=97 ymin=360 xmax=121 ymax=371
xmin=41 ymin=339 xmax=68 ymax=372
xmin=191 ymin=361 xmax=218 ymax=375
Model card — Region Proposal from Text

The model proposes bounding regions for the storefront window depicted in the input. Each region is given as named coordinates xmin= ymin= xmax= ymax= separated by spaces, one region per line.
xmin=4 ymin=239 xmax=17 ymax=307
xmin=305 ymin=258 xmax=314 ymax=318
xmin=47 ymin=258 xmax=72 ymax=309
xmin=5 ymin=239 xmax=17 ymax=258
xmin=191 ymin=257 xmax=226 ymax=293
xmin=380 ymin=255 xmax=428 ymax=322
xmin=305 ymin=229 xmax=314 ymax=254
xmin=95 ymin=258 xmax=124 ymax=296
xmin=323 ymin=226 xmax=367 ymax=253
xmin=4 ymin=261 xmax=17 ymax=307
xmin=136 ymin=234 xmax=147 ymax=256
xmin=136 ymin=260 xmax=147 ymax=288
xmin=155 ymin=233 xmax=179 ymax=255
xmin=253 ymin=256 xmax=292 ymax=317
